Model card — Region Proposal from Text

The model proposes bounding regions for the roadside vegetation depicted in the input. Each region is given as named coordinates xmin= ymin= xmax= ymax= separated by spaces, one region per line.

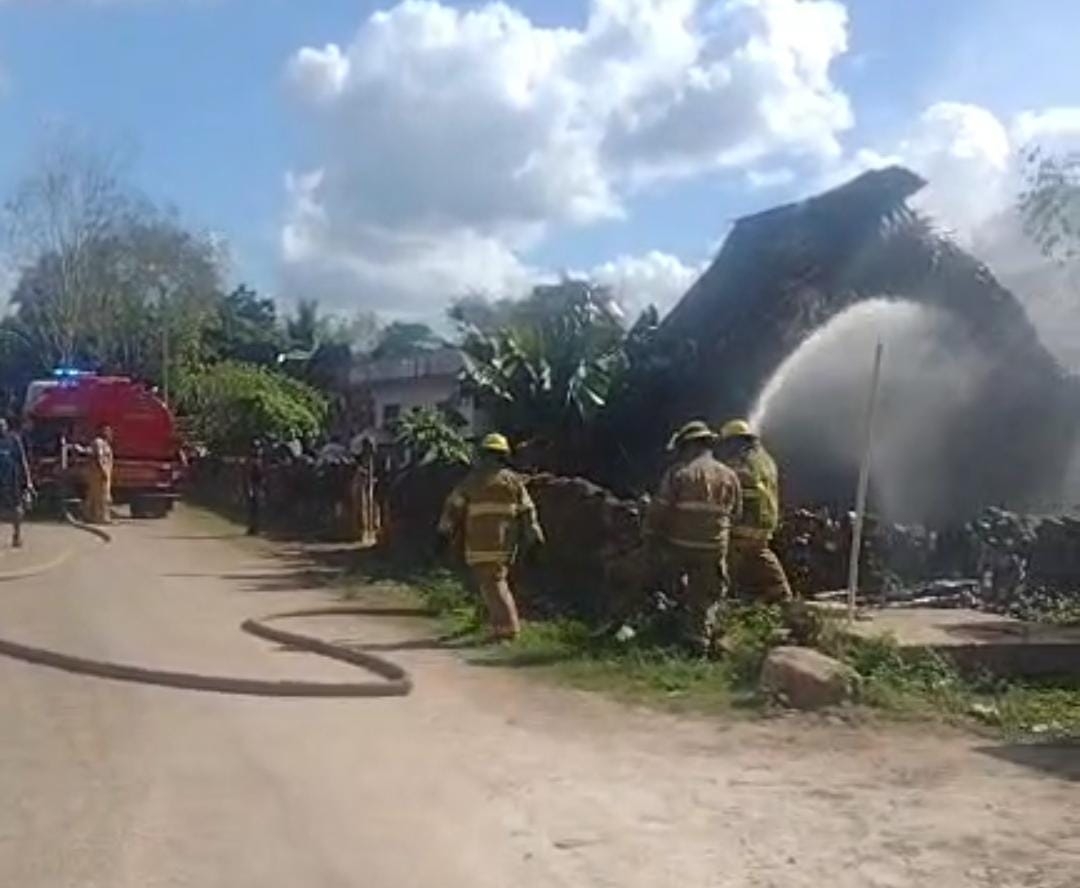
xmin=342 ymin=553 xmax=1080 ymax=739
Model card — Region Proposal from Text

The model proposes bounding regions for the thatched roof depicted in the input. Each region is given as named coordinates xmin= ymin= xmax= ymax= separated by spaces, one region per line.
xmin=643 ymin=166 xmax=1080 ymax=521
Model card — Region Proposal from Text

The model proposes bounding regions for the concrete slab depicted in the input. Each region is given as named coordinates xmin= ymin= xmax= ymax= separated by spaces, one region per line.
xmin=845 ymin=607 xmax=1080 ymax=679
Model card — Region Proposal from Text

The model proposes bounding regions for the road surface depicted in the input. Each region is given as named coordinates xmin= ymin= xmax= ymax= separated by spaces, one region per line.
xmin=0 ymin=507 xmax=1076 ymax=887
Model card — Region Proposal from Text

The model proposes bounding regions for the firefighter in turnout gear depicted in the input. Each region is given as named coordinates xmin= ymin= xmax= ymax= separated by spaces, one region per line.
xmin=646 ymin=420 xmax=742 ymax=654
xmin=438 ymin=433 xmax=545 ymax=641
xmin=718 ymin=419 xmax=793 ymax=603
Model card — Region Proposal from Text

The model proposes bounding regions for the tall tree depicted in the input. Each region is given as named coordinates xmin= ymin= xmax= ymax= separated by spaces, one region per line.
xmin=207 ymin=285 xmax=285 ymax=366
xmin=2 ymin=132 xmax=134 ymax=364
xmin=5 ymin=210 xmax=224 ymax=383
xmin=2 ymin=132 xmax=225 ymax=387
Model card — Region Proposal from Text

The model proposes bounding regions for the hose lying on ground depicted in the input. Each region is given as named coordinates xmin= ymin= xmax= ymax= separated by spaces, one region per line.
xmin=0 ymin=606 xmax=414 ymax=698
xmin=62 ymin=507 xmax=114 ymax=542
xmin=4 ymin=511 xmax=413 ymax=697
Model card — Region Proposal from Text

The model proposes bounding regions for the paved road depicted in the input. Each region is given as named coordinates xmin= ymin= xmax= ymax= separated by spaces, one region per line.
xmin=0 ymin=507 xmax=1077 ymax=888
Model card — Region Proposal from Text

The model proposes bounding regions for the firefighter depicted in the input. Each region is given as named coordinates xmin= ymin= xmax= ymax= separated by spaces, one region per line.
xmin=646 ymin=420 xmax=742 ymax=654
xmin=437 ymin=433 xmax=544 ymax=642
xmin=84 ymin=424 xmax=115 ymax=525
xmin=717 ymin=419 xmax=793 ymax=603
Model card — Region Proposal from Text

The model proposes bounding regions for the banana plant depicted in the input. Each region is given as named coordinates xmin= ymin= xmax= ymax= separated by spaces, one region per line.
xmin=459 ymin=282 xmax=626 ymax=472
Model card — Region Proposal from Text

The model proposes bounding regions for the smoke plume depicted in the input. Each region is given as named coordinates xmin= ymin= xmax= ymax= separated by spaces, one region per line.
xmin=751 ymin=298 xmax=1008 ymax=523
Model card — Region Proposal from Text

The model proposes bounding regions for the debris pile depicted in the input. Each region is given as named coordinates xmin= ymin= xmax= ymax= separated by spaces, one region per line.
xmin=771 ymin=508 xmax=931 ymax=596
xmin=779 ymin=505 xmax=1080 ymax=623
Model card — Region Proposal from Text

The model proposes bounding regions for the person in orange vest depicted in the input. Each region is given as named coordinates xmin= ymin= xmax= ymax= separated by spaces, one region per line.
xmin=83 ymin=424 xmax=115 ymax=525
xmin=646 ymin=420 xmax=742 ymax=654
xmin=717 ymin=419 xmax=793 ymax=603
xmin=437 ymin=433 xmax=545 ymax=642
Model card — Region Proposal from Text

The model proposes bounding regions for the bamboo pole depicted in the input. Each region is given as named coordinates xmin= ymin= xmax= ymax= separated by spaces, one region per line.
xmin=847 ymin=340 xmax=884 ymax=622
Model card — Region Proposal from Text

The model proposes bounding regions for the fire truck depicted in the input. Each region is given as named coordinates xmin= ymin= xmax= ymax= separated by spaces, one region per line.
xmin=23 ymin=371 xmax=186 ymax=518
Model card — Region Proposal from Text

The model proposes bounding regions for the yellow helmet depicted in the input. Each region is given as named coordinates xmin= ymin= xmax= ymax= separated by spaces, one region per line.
xmin=479 ymin=432 xmax=512 ymax=455
xmin=720 ymin=418 xmax=755 ymax=441
xmin=667 ymin=420 xmax=717 ymax=451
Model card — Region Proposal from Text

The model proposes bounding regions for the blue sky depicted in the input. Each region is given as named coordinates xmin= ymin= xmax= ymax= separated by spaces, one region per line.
xmin=1 ymin=0 xmax=1078 ymax=318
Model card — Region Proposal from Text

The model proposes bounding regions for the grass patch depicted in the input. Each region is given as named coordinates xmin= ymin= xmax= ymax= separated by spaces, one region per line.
xmin=990 ymin=681 xmax=1080 ymax=737
xmin=473 ymin=619 xmax=755 ymax=712
xmin=821 ymin=626 xmax=1080 ymax=737
xmin=342 ymin=550 xmax=1080 ymax=733
xmin=343 ymin=553 xmax=776 ymax=714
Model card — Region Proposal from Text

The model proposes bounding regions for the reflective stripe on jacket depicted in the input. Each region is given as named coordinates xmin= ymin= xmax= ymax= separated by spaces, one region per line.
xmin=438 ymin=466 xmax=544 ymax=566
xmin=647 ymin=452 xmax=741 ymax=553
xmin=727 ymin=442 xmax=780 ymax=539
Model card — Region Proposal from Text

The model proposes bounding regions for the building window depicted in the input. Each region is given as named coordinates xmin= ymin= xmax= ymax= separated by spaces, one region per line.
xmin=382 ymin=403 xmax=401 ymax=427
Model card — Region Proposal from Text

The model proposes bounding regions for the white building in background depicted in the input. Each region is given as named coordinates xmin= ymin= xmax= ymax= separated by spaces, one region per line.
xmin=348 ymin=347 xmax=486 ymax=443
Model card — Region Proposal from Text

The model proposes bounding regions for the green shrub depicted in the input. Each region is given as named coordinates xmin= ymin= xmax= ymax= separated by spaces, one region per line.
xmin=177 ymin=360 xmax=328 ymax=453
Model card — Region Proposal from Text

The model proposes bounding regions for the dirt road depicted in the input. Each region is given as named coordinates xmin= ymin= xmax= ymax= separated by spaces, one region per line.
xmin=0 ymin=507 xmax=1076 ymax=887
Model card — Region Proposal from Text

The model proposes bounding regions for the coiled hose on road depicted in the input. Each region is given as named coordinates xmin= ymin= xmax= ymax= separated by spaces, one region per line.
xmin=0 ymin=513 xmax=414 ymax=698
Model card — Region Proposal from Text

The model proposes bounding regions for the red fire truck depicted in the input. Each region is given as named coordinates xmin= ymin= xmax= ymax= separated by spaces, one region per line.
xmin=23 ymin=371 xmax=186 ymax=518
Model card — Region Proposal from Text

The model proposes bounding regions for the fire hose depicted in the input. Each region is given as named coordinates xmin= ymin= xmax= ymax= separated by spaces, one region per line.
xmin=0 ymin=513 xmax=414 ymax=698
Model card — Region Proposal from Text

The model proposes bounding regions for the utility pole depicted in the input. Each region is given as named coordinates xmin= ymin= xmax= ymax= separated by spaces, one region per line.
xmin=156 ymin=274 xmax=170 ymax=406
xmin=162 ymin=321 xmax=169 ymax=405
xmin=847 ymin=340 xmax=884 ymax=622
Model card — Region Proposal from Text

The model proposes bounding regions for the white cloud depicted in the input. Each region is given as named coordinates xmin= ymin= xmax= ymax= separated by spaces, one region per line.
xmin=280 ymin=170 xmax=534 ymax=318
xmin=902 ymin=102 xmax=1013 ymax=236
xmin=588 ymin=249 xmax=704 ymax=315
xmin=746 ymin=166 xmax=796 ymax=188
xmin=282 ymin=0 xmax=852 ymax=315
xmin=598 ymin=0 xmax=851 ymax=183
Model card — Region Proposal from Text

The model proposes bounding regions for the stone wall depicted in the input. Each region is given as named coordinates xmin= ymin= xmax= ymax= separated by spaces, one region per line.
xmin=186 ymin=457 xmax=364 ymax=541
xmin=378 ymin=466 xmax=650 ymax=621
xmin=188 ymin=458 xmax=1080 ymax=622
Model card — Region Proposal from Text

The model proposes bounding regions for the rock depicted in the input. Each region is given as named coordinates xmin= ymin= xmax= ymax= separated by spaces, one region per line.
xmin=967 ymin=701 xmax=1000 ymax=724
xmin=760 ymin=646 xmax=859 ymax=710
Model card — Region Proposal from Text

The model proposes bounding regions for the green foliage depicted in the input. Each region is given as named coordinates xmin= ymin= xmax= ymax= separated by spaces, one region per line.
xmin=459 ymin=280 xmax=626 ymax=471
xmin=839 ymin=635 xmax=964 ymax=708
xmin=993 ymin=682 xmax=1080 ymax=737
xmin=205 ymin=285 xmax=284 ymax=366
xmin=714 ymin=603 xmax=787 ymax=683
xmin=391 ymin=406 xmax=472 ymax=468
xmin=344 ymin=550 xmax=1080 ymax=731
xmin=176 ymin=361 xmax=328 ymax=453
